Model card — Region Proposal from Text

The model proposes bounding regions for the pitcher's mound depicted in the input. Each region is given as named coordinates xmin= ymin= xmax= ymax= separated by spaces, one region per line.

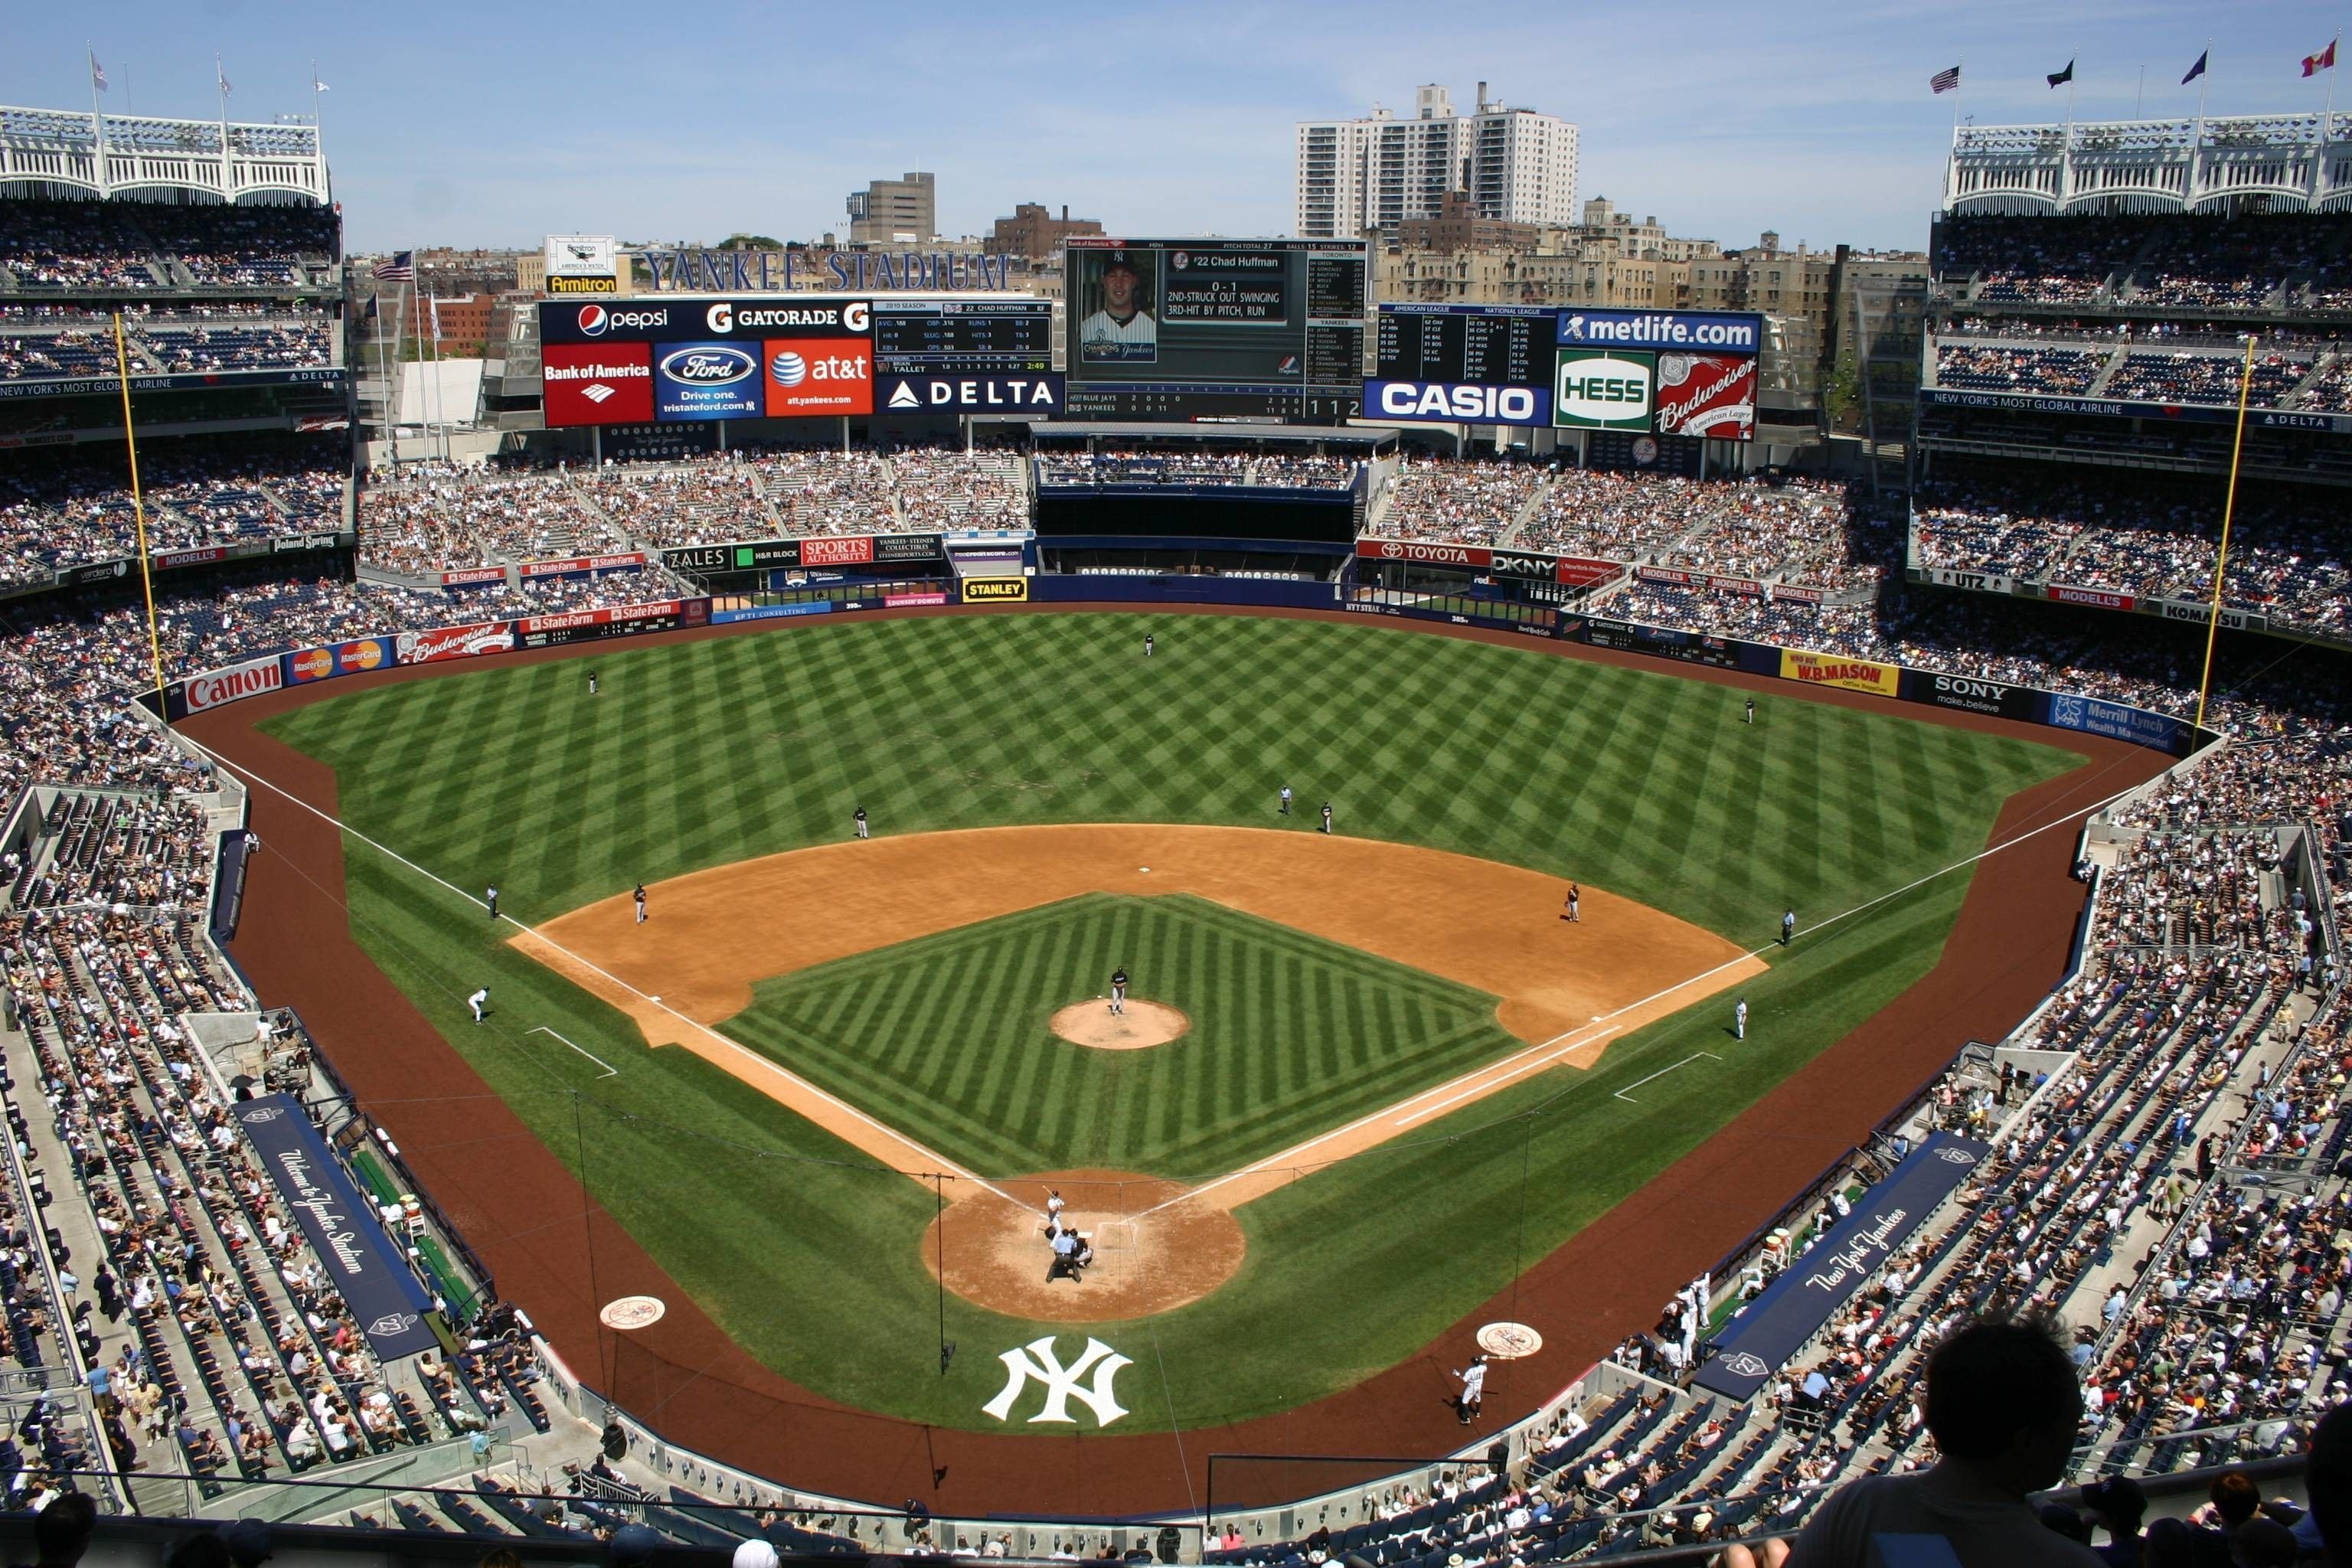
xmin=923 ymin=1170 xmax=1244 ymax=1322
xmin=1049 ymin=999 xmax=1189 ymax=1050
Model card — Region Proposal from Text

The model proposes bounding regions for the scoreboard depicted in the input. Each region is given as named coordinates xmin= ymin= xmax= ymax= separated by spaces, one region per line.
xmin=537 ymin=296 xmax=1062 ymax=426
xmin=1375 ymin=305 xmax=1551 ymax=388
xmin=873 ymin=299 xmax=1052 ymax=376
xmin=1063 ymin=237 xmax=1367 ymax=423
xmin=1365 ymin=303 xmax=1764 ymax=436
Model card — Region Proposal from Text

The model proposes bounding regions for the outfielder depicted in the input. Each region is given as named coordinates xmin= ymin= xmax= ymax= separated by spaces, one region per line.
xmin=1782 ymin=908 xmax=1796 ymax=946
xmin=1109 ymin=967 xmax=1128 ymax=1015
xmin=1320 ymin=802 xmax=1333 ymax=834
xmin=1144 ymin=632 xmax=1154 ymax=658
xmin=588 ymin=670 xmax=599 ymax=696
xmin=1744 ymin=697 xmax=1755 ymax=725
xmin=633 ymin=883 xmax=647 ymax=924
xmin=469 ymin=988 xmax=489 ymax=1025
xmin=485 ymin=884 xmax=498 ymax=920
xmin=854 ymin=806 xmax=870 ymax=840
xmin=1279 ymin=784 xmax=1292 ymax=815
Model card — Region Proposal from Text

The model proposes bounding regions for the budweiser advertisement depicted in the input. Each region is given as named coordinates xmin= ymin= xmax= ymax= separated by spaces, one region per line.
xmin=1651 ymin=353 xmax=1756 ymax=440
xmin=397 ymin=622 xmax=515 ymax=665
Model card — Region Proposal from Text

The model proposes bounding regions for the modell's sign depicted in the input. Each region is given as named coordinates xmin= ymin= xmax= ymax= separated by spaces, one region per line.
xmin=185 ymin=656 xmax=283 ymax=712
xmin=2050 ymin=583 xmax=2135 ymax=611
xmin=1651 ymin=354 xmax=1756 ymax=441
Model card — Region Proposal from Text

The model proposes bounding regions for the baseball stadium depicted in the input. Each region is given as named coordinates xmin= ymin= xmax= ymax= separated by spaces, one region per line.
xmin=0 ymin=47 xmax=2346 ymax=1568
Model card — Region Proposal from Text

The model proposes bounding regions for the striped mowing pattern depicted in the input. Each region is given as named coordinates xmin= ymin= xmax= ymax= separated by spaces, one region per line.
xmin=271 ymin=613 xmax=2059 ymax=945
xmin=720 ymin=893 xmax=1514 ymax=1179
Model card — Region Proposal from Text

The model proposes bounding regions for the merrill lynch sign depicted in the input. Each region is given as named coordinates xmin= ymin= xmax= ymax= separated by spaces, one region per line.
xmin=645 ymin=249 xmax=1021 ymax=293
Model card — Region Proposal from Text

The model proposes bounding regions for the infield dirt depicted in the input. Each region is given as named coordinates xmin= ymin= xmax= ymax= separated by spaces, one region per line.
xmin=511 ymin=824 xmax=1766 ymax=1208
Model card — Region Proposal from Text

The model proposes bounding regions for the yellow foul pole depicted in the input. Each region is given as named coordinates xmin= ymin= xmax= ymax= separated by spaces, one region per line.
xmin=2193 ymin=335 xmax=2257 ymax=738
xmin=110 ymin=312 xmax=170 ymax=723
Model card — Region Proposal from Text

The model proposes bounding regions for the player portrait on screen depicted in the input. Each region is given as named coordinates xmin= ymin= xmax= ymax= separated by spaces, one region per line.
xmin=1078 ymin=249 xmax=1158 ymax=362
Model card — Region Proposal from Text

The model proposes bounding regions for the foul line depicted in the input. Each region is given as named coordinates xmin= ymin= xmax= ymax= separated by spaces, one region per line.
xmin=1133 ymin=762 xmax=2162 ymax=1220
xmin=527 ymin=1026 xmax=619 ymax=1080
xmin=1613 ymin=1051 xmax=1721 ymax=1103
xmin=175 ymin=734 xmax=1023 ymax=1211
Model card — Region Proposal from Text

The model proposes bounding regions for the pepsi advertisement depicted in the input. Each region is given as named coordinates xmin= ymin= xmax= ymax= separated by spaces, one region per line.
xmin=652 ymin=341 xmax=764 ymax=420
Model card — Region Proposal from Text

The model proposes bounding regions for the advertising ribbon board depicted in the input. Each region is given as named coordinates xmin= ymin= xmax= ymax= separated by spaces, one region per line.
xmin=233 ymin=1095 xmax=439 ymax=1360
xmin=1694 ymin=1133 xmax=1988 ymax=1400
xmin=1779 ymin=649 xmax=1901 ymax=697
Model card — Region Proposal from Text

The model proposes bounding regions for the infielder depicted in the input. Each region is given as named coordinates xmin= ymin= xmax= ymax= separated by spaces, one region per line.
xmin=485 ymin=884 xmax=498 ymax=920
xmin=633 ymin=883 xmax=647 ymax=924
xmin=1453 ymin=1356 xmax=1488 ymax=1426
xmin=1563 ymin=884 xmax=1582 ymax=923
xmin=1734 ymin=997 xmax=1748 ymax=1040
xmin=1279 ymin=785 xmax=1292 ymax=815
xmin=854 ymin=806 xmax=870 ymax=840
xmin=1109 ymin=967 xmax=1128 ymax=1015
xmin=1320 ymin=802 xmax=1333 ymax=834
xmin=468 ymin=987 xmax=489 ymax=1025
xmin=1782 ymin=908 xmax=1796 ymax=946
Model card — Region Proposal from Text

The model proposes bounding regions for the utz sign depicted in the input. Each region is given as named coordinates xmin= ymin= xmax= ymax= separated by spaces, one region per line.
xmin=1553 ymin=351 xmax=1655 ymax=430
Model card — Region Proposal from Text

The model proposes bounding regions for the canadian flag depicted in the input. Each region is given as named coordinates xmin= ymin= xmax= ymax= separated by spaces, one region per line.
xmin=2305 ymin=38 xmax=2337 ymax=76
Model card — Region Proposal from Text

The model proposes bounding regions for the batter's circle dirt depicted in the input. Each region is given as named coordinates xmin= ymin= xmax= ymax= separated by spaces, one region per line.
xmin=1049 ymin=999 xmax=1189 ymax=1050
xmin=923 ymin=1171 xmax=1245 ymax=1322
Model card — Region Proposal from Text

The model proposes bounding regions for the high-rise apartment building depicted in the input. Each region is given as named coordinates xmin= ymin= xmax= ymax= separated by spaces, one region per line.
xmin=847 ymin=172 xmax=936 ymax=246
xmin=1295 ymin=83 xmax=1576 ymax=240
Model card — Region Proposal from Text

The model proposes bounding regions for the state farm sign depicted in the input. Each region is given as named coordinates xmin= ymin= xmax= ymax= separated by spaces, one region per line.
xmin=185 ymin=656 xmax=283 ymax=712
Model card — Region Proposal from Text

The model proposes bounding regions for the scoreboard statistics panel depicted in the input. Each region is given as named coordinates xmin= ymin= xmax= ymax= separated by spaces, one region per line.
xmin=1063 ymin=237 xmax=1366 ymax=423
xmin=1367 ymin=304 xmax=1556 ymax=426
xmin=872 ymin=299 xmax=1052 ymax=375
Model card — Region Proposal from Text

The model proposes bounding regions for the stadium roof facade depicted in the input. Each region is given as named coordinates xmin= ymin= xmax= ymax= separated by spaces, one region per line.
xmin=1946 ymin=109 xmax=2352 ymax=215
xmin=0 ymin=103 xmax=329 ymax=206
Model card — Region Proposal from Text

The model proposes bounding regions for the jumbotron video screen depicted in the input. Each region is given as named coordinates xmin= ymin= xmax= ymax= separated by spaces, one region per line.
xmin=1062 ymin=237 xmax=1366 ymax=423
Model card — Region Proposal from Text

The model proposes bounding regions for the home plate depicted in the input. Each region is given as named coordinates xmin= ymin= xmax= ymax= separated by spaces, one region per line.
xmin=1139 ymin=867 xmax=1150 ymax=873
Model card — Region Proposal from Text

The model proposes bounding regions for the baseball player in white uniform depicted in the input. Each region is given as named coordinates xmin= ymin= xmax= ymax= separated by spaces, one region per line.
xmin=1454 ymin=1356 xmax=1488 ymax=1425
xmin=1078 ymin=252 xmax=1156 ymax=358
xmin=1735 ymin=997 xmax=1748 ymax=1040
xmin=469 ymin=988 xmax=489 ymax=1024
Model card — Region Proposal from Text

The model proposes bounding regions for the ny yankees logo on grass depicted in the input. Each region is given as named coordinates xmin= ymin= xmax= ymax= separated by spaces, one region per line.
xmin=982 ymin=1336 xmax=1132 ymax=1426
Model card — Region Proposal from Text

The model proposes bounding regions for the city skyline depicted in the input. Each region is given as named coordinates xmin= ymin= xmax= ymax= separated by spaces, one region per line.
xmin=7 ymin=0 xmax=2350 ymax=254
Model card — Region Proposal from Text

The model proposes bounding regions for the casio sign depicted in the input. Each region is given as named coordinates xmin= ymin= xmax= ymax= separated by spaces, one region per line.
xmin=659 ymin=347 xmax=756 ymax=385
xmin=1377 ymin=382 xmax=1539 ymax=422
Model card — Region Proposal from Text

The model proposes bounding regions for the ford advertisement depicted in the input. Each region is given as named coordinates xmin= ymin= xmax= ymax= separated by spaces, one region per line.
xmin=652 ymin=342 xmax=764 ymax=421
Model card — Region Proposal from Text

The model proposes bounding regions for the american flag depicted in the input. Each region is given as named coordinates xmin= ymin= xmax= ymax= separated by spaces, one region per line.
xmin=373 ymin=250 xmax=414 ymax=282
xmin=1929 ymin=64 xmax=1961 ymax=95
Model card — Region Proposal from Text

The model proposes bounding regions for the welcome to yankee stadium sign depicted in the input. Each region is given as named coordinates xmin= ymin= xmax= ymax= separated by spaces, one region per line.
xmin=643 ymin=248 xmax=1021 ymax=293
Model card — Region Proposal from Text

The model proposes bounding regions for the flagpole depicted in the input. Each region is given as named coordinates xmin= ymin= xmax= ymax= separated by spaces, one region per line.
xmin=310 ymin=59 xmax=325 ymax=161
xmin=2196 ymin=39 xmax=2210 ymax=126
xmin=215 ymin=54 xmax=231 ymax=199
xmin=2137 ymin=64 xmax=2145 ymax=118
xmin=2193 ymin=334 xmax=2258 ymax=739
xmin=1953 ymin=54 xmax=1964 ymax=132
xmin=86 ymin=44 xmax=106 ymax=182
xmin=110 ymin=313 xmax=170 ymax=724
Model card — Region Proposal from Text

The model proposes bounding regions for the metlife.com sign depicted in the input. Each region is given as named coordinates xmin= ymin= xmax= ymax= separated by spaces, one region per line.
xmin=1557 ymin=309 xmax=1763 ymax=354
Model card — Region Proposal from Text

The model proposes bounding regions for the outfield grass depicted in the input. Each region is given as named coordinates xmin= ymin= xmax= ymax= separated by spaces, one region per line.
xmin=722 ymin=892 xmax=1519 ymax=1177
xmin=266 ymin=612 xmax=2082 ymax=1430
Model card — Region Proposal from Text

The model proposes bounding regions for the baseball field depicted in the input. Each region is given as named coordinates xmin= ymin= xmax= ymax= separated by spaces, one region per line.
xmin=233 ymin=609 xmax=2091 ymax=1442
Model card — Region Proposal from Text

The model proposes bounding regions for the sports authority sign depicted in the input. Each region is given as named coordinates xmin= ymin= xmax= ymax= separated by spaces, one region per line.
xmin=1651 ymin=354 xmax=1756 ymax=441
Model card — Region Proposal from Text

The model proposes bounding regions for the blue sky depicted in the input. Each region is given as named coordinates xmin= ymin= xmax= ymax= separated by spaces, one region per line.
xmin=8 ymin=1 xmax=2349 ymax=254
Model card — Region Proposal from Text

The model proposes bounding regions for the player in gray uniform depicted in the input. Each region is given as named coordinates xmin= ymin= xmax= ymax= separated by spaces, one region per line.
xmin=1109 ymin=967 xmax=1128 ymax=1015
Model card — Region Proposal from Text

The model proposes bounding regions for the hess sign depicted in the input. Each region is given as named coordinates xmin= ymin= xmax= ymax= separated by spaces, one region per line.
xmin=1553 ymin=351 xmax=1655 ymax=430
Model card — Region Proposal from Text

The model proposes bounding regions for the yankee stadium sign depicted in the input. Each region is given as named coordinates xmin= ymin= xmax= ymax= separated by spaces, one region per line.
xmin=643 ymin=249 xmax=1020 ymax=292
